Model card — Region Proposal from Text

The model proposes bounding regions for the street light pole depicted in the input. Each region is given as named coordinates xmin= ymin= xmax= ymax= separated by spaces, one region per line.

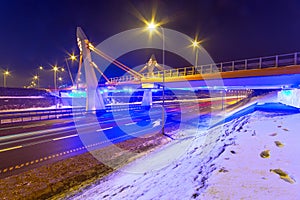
xmin=65 ymin=58 xmax=74 ymax=86
xmin=38 ymin=66 xmax=43 ymax=88
xmin=192 ymin=40 xmax=200 ymax=69
xmin=33 ymin=75 xmax=39 ymax=88
xmin=3 ymin=70 xmax=9 ymax=87
xmin=147 ymin=21 xmax=167 ymax=135
xmin=195 ymin=47 xmax=198 ymax=69
xmin=54 ymin=70 xmax=57 ymax=91
xmin=3 ymin=74 xmax=6 ymax=87
xmin=160 ymin=26 xmax=165 ymax=135
xmin=53 ymin=65 xmax=58 ymax=91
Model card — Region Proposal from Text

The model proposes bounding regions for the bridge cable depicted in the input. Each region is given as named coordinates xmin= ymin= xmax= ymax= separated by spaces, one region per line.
xmin=88 ymin=44 xmax=143 ymax=79
xmin=89 ymin=61 xmax=110 ymax=83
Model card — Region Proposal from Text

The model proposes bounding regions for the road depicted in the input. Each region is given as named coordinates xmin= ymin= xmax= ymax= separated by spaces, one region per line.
xmin=0 ymin=102 xmax=202 ymax=178
xmin=0 ymin=97 xmax=239 ymax=179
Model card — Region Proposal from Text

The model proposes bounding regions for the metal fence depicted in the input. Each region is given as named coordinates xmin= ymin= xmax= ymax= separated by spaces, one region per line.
xmin=0 ymin=104 xmax=156 ymax=125
xmin=109 ymin=52 xmax=300 ymax=83
xmin=0 ymin=107 xmax=87 ymax=125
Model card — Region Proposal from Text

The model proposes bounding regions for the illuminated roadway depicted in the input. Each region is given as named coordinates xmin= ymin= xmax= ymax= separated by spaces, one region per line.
xmin=0 ymin=100 xmax=225 ymax=179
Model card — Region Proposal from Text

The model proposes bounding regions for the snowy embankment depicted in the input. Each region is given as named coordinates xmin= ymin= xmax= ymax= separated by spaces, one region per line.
xmin=68 ymin=94 xmax=300 ymax=199
xmin=200 ymin=111 xmax=300 ymax=200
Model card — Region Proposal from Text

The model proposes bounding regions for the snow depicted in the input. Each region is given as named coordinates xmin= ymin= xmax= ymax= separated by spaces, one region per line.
xmin=200 ymin=112 xmax=300 ymax=200
xmin=68 ymin=94 xmax=300 ymax=199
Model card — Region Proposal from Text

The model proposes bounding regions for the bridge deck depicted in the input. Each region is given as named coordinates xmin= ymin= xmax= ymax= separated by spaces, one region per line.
xmin=108 ymin=52 xmax=300 ymax=87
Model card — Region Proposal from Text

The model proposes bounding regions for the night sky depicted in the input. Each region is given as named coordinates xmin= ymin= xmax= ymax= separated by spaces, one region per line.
xmin=1 ymin=0 xmax=300 ymax=88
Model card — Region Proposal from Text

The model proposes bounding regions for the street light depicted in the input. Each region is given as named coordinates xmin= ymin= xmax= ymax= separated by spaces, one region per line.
xmin=192 ymin=39 xmax=201 ymax=69
xmin=70 ymin=53 xmax=77 ymax=62
xmin=58 ymin=77 xmax=63 ymax=87
xmin=65 ymin=52 xmax=77 ymax=86
xmin=146 ymin=21 xmax=166 ymax=135
xmin=147 ymin=22 xmax=157 ymax=31
xmin=52 ymin=65 xmax=59 ymax=91
xmin=3 ymin=70 xmax=10 ymax=87
xmin=33 ymin=75 xmax=39 ymax=88
xmin=37 ymin=66 xmax=43 ymax=88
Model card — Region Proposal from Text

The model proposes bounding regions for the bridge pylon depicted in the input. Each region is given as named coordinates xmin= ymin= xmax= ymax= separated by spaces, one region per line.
xmin=139 ymin=55 xmax=164 ymax=108
xmin=76 ymin=27 xmax=105 ymax=112
xmin=139 ymin=54 xmax=163 ymax=77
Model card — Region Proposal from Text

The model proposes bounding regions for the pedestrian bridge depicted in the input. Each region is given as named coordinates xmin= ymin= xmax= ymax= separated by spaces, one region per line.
xmin=108 ymin=52 xmax=300 ymax=89
xmin=76 ymin=27 xmax=300 ymax=110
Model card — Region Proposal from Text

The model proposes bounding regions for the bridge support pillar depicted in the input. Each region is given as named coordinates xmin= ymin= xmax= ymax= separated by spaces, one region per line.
xmin=83 ymin=56 xmax=106 ymax=112
xmin=86 ymin=87 xmax=106 ymax=112
xmin=278 ymin=89 xmax=300 ymax=108
xmin=141 ymin=89 xmax=152 ymax=109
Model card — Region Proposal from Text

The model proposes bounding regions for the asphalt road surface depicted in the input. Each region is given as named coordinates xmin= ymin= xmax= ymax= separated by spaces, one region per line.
xmin=0 ymin=102 xmax=207 ymax=178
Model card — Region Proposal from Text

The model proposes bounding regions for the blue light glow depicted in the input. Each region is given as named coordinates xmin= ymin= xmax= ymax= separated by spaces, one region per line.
xmin=281 ymin=90 xmax=292 ymax=97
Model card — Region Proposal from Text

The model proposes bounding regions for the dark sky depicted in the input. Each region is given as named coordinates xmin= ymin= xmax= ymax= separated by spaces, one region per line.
xmin=1 ymin=0 xmax=300 ymax=88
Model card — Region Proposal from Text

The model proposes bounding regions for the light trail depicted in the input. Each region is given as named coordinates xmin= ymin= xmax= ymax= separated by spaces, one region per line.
xmin=0 ymin=145 xmax=23 ymax=153
xmin=52 ymin=134 xmax=78 ymax=141
xmin=22 ymin=124 xmax=47 ymax=129
xmin=96 ymin=127 xmax=113 ymax=132
xmin=125 ymin=122 xmax=136 ymax=126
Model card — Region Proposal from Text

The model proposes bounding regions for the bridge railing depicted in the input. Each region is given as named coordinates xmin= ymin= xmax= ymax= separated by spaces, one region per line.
xmin=109 ymin=52 xmax=300 ymax=83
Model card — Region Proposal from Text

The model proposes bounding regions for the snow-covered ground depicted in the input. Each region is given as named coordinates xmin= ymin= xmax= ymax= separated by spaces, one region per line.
xmin=200 ymin=111 xmax=300 ymax=200
xmin=68 ymin=96 xmax=300 ymax=199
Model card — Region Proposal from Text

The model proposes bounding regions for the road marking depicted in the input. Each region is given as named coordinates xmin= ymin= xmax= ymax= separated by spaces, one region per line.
xmin=22 ymin=124 xmax=46 ymax=129
xmin=96 ymin=127 xmax=113 ymax=132
xmin=125 ymin=122 xmax=136 ymax=126
xmin=52 ymin=134 xmax=78 ymax=141
xmin=0 ymin=115 xmax=174 ymax=173
xmin=0 ymin=124 xmax=160 ymax=174
xmin=0 ymin=145 xmax=23 ymax=153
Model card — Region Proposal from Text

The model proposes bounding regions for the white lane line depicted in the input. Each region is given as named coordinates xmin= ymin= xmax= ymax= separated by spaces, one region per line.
xmin=96 ymin=127 xmax=113 ymax=132
xmin=125 ymin=122 xmax=136 ymax=126
xmin=0 ymin=145 xmax=23 ymax=153
xmin=22 ymin=124 xmax=46 ymax=129
xmin=52 ymin=134 xmax=78 ymax=141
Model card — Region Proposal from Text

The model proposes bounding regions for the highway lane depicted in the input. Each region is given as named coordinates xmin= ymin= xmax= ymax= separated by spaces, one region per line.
xmin=0 ymin=103 xmax=202 ymax=178
xmin=0 ymin=97 xmax=239 ymax=178
xmin=0 ymin=110 xmax=129 ymax=137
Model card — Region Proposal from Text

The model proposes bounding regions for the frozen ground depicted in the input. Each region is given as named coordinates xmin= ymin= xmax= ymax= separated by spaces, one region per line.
xmin=68 ymin=94 xmax=300 ymax=199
